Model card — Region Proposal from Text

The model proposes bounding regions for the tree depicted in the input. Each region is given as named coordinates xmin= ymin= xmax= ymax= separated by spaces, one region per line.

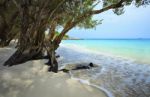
xmin=0 ymin=0 xmax=19 ymax=47
xmin=1 ymin=0 xmax=150 ymax=72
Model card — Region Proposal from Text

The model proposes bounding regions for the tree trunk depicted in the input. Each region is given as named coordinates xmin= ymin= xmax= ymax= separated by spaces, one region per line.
xmin=0 ymin=40 xmax=10 ymax=47
xmin=3 ymin=0 xmax=59 ymax=73
xmin=0 ymin=7 xmax=19 ymax=47
xmin=3 ymin=0 xmax=44 ymax=66
xmin=45 ymin=40 xmax=58 ymax=73
xmin=3 ymin=25 xmax=45 ymax=66
xmin=4 ymin=47 xmax=44 ymax=66
xmin=47 ymin=49 xmax=58 ymax=73
xmin=0 ymin=15 xmax=9 ymax=47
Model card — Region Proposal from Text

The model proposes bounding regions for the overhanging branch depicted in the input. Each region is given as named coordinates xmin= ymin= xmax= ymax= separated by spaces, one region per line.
xmin=91 ymin=0 xmax=124 ymax=14
xmin=53 ymin=0 xmax=125 ymax=49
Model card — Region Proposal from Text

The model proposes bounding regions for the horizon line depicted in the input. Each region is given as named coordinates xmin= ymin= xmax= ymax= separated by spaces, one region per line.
xmin=69 ymin=38 xmax=150 ymax=40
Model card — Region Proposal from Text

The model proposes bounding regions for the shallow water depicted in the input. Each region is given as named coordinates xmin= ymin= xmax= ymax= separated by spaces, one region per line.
xmin=62 ymin=39 xmax=150 ymax=64
xmin=57 ymin=40 xmax=150 ymax=97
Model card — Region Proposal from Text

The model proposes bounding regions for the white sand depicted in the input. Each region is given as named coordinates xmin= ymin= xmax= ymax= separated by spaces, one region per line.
xmin=0 ymin=46 xmax=107 ymax=97
xmin=23 ymin=72 xmax=108 ymax=97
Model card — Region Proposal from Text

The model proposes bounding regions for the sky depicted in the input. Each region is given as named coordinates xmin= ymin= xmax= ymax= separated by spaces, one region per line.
xmin=67 ymin=5 xmax=150 ymax=39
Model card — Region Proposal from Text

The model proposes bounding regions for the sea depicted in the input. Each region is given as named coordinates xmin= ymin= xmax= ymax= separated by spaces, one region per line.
xmin=57 ymin=39 xmax=150 ymax=97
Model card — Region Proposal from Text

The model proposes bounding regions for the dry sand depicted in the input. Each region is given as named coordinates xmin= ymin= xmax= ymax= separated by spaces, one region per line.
xmin=0 ymin=46 xmax=108 ymax=97
xmin=23 ymin=72 xmax=108 ymax=97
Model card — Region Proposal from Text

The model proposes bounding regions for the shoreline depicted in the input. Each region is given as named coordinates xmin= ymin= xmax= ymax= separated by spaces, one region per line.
xmin=69 ymin=76 xmax=113 ymax=97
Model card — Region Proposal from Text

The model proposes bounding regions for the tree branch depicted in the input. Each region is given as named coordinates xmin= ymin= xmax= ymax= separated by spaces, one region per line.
xmin=53 ymin=0 xmax=125 ymax=49
xmin=91 ymin=0 xmax=124 ymax=14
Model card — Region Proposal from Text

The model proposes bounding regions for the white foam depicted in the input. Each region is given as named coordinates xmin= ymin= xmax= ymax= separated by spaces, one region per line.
xmin=70 ymin=76 xmax=114 ymax=97
xmin=90 ymin=84 xmax=114 ymax=97
xmin=71 ymin=77 xmax=90 ymax=85
xmin=69 ymin=70 xmax=114 ymax=97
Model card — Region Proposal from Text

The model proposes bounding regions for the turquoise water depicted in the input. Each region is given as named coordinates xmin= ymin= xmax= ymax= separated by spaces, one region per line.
xmin=62 ymin=39 xmax=150 ymax=64
xmin=59 ymin=39 xmax=150 ymax=97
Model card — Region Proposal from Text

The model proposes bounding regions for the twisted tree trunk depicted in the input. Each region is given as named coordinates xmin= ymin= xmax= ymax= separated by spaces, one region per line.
xmin=45 ymin=40 xmax=58 ymax=73
xmin=0 ymin=15 xmax=9 ymax=47
xmin=4 ymin=0 xmax=44 ymax=66
xmin=3 ymin=0 xmax=59 ymax=73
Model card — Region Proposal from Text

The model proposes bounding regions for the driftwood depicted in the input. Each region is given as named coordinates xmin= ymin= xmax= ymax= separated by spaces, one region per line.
xmin=59 ymin=62 xmax=97 ymax=73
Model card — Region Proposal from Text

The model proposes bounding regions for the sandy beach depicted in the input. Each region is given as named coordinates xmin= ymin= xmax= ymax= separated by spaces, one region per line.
xmin=1 ymin=41 xmax=150 ymax=97
xmin=23 ymin=72 xmax=108 ymax=97
xmin=0 ymin=46 xmax=107 ymax=97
